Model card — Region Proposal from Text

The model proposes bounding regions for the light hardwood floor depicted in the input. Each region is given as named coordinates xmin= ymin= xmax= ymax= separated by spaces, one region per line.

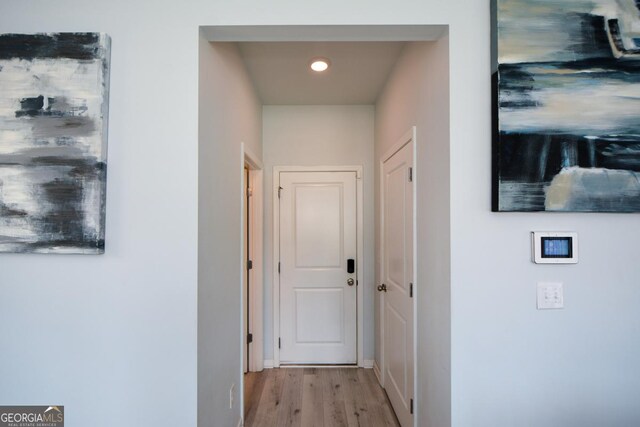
xmin=244 ymin=368 xmax=400 ymax=427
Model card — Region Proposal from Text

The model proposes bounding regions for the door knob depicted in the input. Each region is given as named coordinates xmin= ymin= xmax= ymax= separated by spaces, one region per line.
xmin=377 ymin=284 xmax=387 ymax=292
xmin=347 ymin=278 xmax=355 ymax=286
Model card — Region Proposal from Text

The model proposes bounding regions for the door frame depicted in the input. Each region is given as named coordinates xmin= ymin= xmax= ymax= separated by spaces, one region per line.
xmin=377 ymin=128 xmax=417 ymax=425
xmin=272 ymin=165 xmax=364 ymax=368
xmin=241 ymin=143 xmax=264 ymax=373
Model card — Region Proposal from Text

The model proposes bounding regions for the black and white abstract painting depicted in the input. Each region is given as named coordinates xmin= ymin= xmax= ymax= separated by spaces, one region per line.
xmin=493 ymin=0 xmax=640 ymax=212
xmin=0 ymin=33 xmax=110 ymax=253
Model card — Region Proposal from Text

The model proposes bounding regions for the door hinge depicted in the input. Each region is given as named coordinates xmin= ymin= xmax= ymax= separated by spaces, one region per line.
xmin=278 ymin=262 xmax=281 ymax=274
xmin=410 ymin=283 xmax=413 ymax=298
xmin=247 ymin=260 xmax=253 ymax=270
xmin=278 ymin=338 xmax=281 ymax=349
xmin=247 ymin=187 xmax=253 ymax=197
xmin=409 ymin=167 xmax=413 ymax=182
xmin=278 ymin=186 xmax=283 ymax=199
xmin=410 ymin=398 xmax=414 ymax=415
xmin=247 ymin=333 xmax=253 ymax=344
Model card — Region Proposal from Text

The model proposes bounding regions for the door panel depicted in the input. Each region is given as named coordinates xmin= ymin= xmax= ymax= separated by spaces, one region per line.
xmin=386 ymin=164 xmax=408 ymax=292
xmin=294 ymin=185 xmax=343 ymax=268
xmin=295 ymin=288 xmax=344 ymax=343
xmin=382 ymin=141 xmax=414 ymax=426
xmin=280 ymin=171 xmax=357 ymax=364
xmin=387 ymin=305 xmax=408 ymax=401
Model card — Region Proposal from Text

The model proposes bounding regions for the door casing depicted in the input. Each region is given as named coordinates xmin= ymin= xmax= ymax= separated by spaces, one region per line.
xmin=272 ymin=165 xmax=364 ymax=367
xmin=241 ymin=143 xmax=264 ymax=373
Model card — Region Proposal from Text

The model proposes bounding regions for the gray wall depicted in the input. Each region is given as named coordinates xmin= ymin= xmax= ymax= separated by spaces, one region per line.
xmin=262 ymin=105 xmax=375 ymax=362
xmin=375 ymin=40 xmax=452 ymax=427
xmin=198 ymin=40 xmax=262 ymax=427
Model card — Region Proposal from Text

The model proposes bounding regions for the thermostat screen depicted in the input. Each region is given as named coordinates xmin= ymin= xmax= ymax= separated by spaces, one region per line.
xmin=541 ymin=237 xmax=572 ymax=258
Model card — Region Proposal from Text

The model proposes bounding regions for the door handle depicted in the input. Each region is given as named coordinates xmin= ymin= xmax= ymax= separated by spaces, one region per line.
xmin=377 ymin=284 xmax=387 ymax=292
xmin=347 ymin=278 xmax=355 ymax=286
xmin=347 ymin=259 xmax=355 ymax=274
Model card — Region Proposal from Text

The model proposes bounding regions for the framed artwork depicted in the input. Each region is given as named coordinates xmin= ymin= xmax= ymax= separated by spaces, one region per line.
xmin=0 ymin=33 xmax=111 ymax=253
xmin=493 ymin=0 xmax=640 ymax=212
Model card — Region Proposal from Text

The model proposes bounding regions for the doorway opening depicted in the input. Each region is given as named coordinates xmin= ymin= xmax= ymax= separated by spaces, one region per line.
xmin=199 ymin=24 xmax=451 ymax=427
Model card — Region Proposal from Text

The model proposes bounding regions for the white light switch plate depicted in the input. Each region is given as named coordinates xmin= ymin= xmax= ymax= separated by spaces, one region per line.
xmin=537 ymin=282 xmax=564 ymax=309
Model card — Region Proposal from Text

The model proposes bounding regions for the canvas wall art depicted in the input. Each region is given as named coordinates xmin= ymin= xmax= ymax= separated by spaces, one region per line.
xmin=0 ymin=33 xmax=111 ymax=253
xmin=493 ymin=0 xmax=640 ymax=212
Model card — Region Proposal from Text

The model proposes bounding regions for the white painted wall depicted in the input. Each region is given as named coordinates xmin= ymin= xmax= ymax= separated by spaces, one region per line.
xmin=447 ymin=5 xmax=640 ymax=427
xmin=375 ymin=39 xmax=452 ymax=427
xmin=0 ymin=3 xmax=200 ymax=426
xmin=262 ymin=105 xmax=375 ymax=362
xmin=1 ymin=1 xmax=639 ymax=427
xmin=198 ymin=40 xmax=262 ymax=427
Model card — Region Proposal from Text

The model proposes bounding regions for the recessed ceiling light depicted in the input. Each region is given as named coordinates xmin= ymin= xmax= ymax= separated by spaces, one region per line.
xmin=310 ymin=57 xmax=330 ymax=72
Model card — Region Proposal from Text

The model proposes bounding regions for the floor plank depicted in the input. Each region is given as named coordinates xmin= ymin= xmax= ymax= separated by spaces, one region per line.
xmin=251 ymin=368 xmax=286 ymax=427
xmin=301 ymin=370 xmax=324 ymax=427
xmin=360 ymin=369 xmax=400 ymax=427
xmin=275 ymin=368 xmax=304 ymax=427
xmin=340 ymin=368 xmax=372 ymax=427
xmin=245 ymin=368 xmax=399 ymax=427
xmin=322 ymin=368 xmax=349 ymax=427
xmin=244 ymin=371 xmax=266 ymax=426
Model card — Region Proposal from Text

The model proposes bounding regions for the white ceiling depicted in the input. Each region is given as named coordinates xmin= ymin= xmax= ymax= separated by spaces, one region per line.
xmin=237 ymin=42 xmax=406 ymax=105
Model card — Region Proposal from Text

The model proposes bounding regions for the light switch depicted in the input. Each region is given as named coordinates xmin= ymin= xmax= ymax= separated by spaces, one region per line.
xmin=537 ymin=282 xmax=564 ymax=309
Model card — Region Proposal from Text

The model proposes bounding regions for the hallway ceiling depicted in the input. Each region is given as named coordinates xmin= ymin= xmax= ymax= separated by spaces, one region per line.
xmin=237 ymin=42 xmax=406 ymax=105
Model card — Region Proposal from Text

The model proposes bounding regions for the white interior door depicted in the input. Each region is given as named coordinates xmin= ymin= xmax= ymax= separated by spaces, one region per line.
xmin=279 ymin=171 xmax=357 ymax=364
xmin=381 ymin=141 xmax=414 ymax=426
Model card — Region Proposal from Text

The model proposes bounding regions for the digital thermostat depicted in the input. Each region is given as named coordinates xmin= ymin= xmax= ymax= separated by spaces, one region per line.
xmin=531 ymin=232 xmax=578 ymax=264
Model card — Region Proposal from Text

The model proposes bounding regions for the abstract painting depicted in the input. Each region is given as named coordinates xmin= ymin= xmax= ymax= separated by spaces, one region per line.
xmin=493 ymin=0 xmax=640 ymax=212
xmin=0 ymin=33 xmax=111 ymax=253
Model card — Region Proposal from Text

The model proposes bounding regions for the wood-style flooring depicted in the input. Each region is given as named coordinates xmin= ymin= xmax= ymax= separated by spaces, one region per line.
xmin=244 ymin=368 xmax=400 ymax=427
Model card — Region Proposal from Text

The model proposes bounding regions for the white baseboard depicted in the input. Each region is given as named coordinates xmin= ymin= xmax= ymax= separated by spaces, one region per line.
xmin=237 ymin=416 xmax=243 ymax=427
xmin=363 ymin=359 xmax=375 ymax=369
xmin=373 ymin=361 xmax=382 ymax=384
xmin=263 ymin=359 xmax=274 ymax=369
